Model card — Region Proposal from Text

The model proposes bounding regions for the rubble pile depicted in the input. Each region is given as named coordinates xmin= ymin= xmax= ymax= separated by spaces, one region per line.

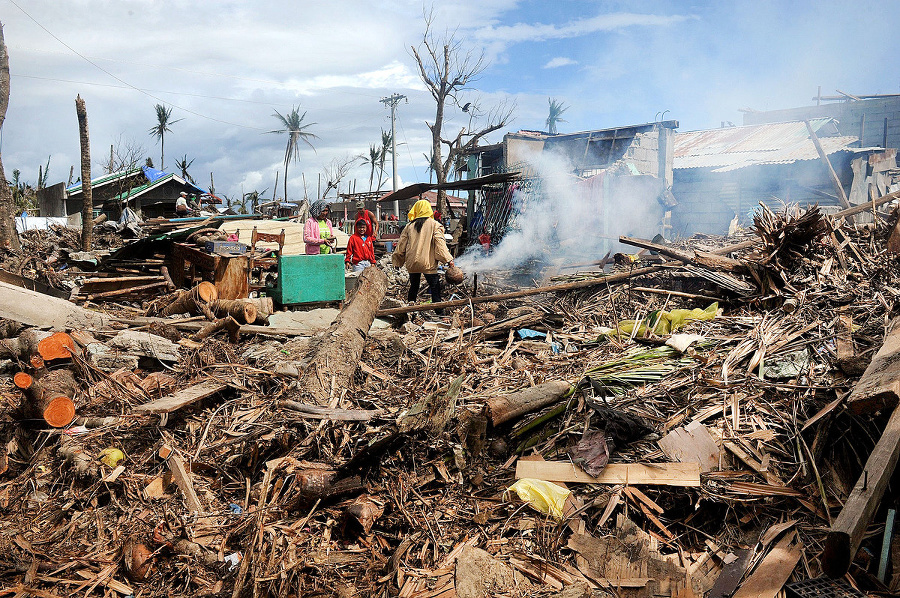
xmin=1 ymin=200 xmax=900 ymax=597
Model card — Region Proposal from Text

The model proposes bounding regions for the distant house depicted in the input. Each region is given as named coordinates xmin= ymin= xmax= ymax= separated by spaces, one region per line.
xmin=671 ymin=118 xmax=897 ymax=236
xmin=38 ymin=166 xmax=219 ymax=221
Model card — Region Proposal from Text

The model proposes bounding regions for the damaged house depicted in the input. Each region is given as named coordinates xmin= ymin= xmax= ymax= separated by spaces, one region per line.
xmin=671 ymin=117 xmax=898 ymax=236
xmin=37 ymin=166 xmax=217 ymax=222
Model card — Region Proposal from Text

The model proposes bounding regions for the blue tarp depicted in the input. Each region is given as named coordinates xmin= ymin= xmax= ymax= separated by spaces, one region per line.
xmin=142 ymin=166 xmax=208 ymax=194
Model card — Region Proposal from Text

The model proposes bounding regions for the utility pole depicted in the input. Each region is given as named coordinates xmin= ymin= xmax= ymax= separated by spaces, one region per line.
xmin=380 ymin=93 xmax=406 ymax=218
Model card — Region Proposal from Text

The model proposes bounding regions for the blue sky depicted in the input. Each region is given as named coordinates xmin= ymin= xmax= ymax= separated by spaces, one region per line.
xmin=1 ymin=0 xmax=898 ymax=204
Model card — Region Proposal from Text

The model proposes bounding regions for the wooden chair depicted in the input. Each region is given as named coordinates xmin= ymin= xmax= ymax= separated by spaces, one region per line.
xmin=248 ymin=227 xmax=285 ymax=293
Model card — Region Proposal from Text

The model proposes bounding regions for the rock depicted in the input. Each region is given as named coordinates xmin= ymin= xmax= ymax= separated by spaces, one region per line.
xmin=454 ymin=546 xmax=531 ymax=598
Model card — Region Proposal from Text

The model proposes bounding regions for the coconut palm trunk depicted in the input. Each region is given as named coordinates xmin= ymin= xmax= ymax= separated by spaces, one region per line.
xmin=0 ymin=23 xmax=19 ymax=250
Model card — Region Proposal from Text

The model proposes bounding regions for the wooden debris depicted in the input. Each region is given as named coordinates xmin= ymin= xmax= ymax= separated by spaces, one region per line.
xmin=297 ymin=265 xmax=389 ymax=404
xmin=486 ymin=380 xmax=572 ymax=426
xmin=159 ymin=281 xmax=218 ymax=318
xmin=211 ymin=299 xmax=258 ymax=324
xmin=823 ymin=403 xmax=900 ymax=577
xmin=18 ymin=367 xmax=78 ymax=427
xmin=515 ymin=459 xmax=702 ymax=487
xmin=658 ymin=420 xmax=720 ymax=473
xmin=846 ymin=318 xmax=900 ymax=414
xmin=133 ymin=380 xmax=228 ymax=414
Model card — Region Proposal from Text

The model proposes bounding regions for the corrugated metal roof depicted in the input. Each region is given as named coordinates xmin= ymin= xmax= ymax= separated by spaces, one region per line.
xmin=673 ymin=118 xmax=866 ymax=172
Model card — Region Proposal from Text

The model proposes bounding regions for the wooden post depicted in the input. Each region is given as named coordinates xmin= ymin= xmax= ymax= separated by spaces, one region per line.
xmin=823 ymin=404 xmax=900 ymax=577
xmin=804 ymin=120 xmax=851 ymax=209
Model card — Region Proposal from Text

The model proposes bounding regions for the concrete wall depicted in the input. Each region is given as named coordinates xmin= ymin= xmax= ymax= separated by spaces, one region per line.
xmin=744 ymin=97 xmax=900 ymax=150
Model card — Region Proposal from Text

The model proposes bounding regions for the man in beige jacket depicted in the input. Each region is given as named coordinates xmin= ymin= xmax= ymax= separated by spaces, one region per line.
xmin=392 ymin=199 xmax=455 ymax=313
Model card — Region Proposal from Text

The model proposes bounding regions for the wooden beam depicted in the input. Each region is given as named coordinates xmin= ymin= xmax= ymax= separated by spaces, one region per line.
xmin=823 ymin=404 xmax=900 ymax=577
xmin=846 ymin=319 xmax=900 ymax=415
xmin=804 ymin=119 xmax=851 ymax=210
xmin=514 ymin=459 xmax=701 ymax=487
xmin=167 ymin=451 xmax=203 ymax=513
xmin=832 ymin=189 xmax=900 ymax=219
xmin=133 ymin=380 xmax=229 ymax=414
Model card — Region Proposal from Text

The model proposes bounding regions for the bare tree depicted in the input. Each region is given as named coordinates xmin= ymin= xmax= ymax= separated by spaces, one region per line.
xmin=103 ymin=134 xmax=146 ymax=174
xmin=76 ymin=95 xmax=92 ymax=251
xmin=320 ymin=156 xmax=358 ymax=198
xmin=410 ymin=11 xmax=514 ymax=216
xmin=0 ymin=23 xmax=19 ymax=250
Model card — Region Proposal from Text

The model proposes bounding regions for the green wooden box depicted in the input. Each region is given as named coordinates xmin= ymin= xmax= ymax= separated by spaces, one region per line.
xmin=270 ymin=253 xmax=346 ymax=305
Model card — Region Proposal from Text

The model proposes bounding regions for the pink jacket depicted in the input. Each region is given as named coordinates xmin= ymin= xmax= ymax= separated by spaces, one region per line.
xmin=304 ymin=217 xmax=334 ymax=255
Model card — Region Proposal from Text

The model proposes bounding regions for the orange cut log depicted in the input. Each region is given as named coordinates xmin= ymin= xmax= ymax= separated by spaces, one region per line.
xmin=19 ymin=369 xmax=78 ymax=428
xmin=37 ymin=332 xmax=77 ymax=362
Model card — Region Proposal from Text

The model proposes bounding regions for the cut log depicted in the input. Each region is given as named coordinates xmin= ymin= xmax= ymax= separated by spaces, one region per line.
xmin=846 ymin=318 xmax=900 ymax=414
xmin=298 ymin=266 xmax=389 ymax=404
xmin=195 ymin=316 xmax=241 ymax=342
xmin=250 ymin=296 xmax=274 ymax=323
xmin=19 ymin=368 xmax=78 ymax=427
xmin=36 ymin=331 xmax=77 ymax=362
xmin=159 ymin=282 xmax=218 ymax=318
xmin=486 ymin=380 xmax=573 ymax=426
xmin=210 ymin=299 xmax=258 ymax=324
xmin=823 ymin=403 xmax=900 ymax=577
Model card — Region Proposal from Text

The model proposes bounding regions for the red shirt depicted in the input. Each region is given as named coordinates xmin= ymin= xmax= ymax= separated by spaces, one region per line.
xmin=354 ymin=209 xmax=377 ymax=237
xmin=345 ymin=233 xmax=375 ymax=265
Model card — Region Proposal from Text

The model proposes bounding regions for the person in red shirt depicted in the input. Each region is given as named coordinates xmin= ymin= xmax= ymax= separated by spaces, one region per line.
xmin=345 ymin=219 xmax=376 ymax=272
xmin=354 ymin=201 xmax=378 ymax=238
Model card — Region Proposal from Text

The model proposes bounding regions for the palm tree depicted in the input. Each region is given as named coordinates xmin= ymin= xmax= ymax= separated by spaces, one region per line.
xmin=175 ymin=154 xmax=195 ymax=184
xmin=376 ymin=129 xmax=392 ymax=191
xmin=546 ymin=98 xmax=569 ymax=135
xmin=423 ymin=151 xmax=435 ymax=184
xmin=269 ymin=107 xmax=317 ymax=201
xmin=148 ymin=104 xmax=182 ymax=171
xmin=360 ymin=144 xmax=381 ymax=192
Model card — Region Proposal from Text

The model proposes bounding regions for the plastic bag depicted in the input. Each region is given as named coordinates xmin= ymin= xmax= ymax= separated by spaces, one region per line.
xmin=506 ymin=478 xmax=570 ymax=519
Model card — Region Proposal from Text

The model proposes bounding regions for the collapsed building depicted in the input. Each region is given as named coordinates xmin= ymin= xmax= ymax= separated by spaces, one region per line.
xmin=37 ymin=166 xmax=217 ymax=222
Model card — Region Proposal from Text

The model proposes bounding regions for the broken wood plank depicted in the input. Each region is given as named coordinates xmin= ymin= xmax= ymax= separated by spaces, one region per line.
xmin=658 ymin=420 xmax=721 ymax=473
xmin=515 ymin=460 xmax=701 ymax=487
xmin=823 ymin=403 xmax=900 ymax=577
xmin=846 ymin=318 xmax=900 ymax=414
xmin=166 ymin=451 xmax=203 ymax=513
xmin=276 ymin=400 xmax=386 ymax=421
xmin=733 ymin=531 xmax=802 ymax=598
xmin=133 ymin=380 xmax=228 ymax=414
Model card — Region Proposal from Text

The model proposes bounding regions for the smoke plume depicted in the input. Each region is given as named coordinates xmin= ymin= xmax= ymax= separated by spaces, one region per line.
xmin=456 ymin=146 xmax=666 ymax=277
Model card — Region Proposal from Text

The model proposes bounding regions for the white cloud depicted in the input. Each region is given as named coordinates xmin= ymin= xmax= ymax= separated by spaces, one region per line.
xmin=543 ymin=57 xmax=577 ymax=69
xmin=474 ymin=12 xmax=693 ymax=45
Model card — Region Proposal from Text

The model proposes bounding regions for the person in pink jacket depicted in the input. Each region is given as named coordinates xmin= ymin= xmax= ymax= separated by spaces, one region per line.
xmin=304 ymin=200 xmax=335 ymax=255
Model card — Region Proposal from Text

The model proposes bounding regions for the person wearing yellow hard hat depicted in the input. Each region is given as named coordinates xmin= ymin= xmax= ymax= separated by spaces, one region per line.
xmin=392 ymin=198 xmax=454 ymax=314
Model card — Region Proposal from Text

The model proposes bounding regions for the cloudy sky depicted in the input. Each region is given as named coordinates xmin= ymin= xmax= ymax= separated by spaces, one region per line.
xmin=1 ymin=0 xmax=898 ymax=205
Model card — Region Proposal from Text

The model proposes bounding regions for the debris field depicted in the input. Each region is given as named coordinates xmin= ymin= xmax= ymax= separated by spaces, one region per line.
xmin=2 ymin=195 xmax=900 ymax=597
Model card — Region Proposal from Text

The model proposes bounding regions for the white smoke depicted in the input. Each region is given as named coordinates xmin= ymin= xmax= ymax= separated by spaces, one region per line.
xmin=456 ymin=145 xmax=666 ymax=276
